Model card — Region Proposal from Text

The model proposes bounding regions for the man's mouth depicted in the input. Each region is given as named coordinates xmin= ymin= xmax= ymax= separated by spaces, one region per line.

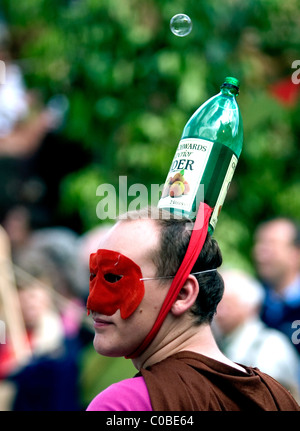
xmin=92 ymin=313 xmax=113 ymax=328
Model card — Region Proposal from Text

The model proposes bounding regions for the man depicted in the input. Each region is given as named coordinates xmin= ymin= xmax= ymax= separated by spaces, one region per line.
xmin=86 ymin=205 xmax=299 ymax=411
xmin=214 ymin=268 xmax=300 ymax=401
xmin=253 ymin=217 xmax=300 ymax=353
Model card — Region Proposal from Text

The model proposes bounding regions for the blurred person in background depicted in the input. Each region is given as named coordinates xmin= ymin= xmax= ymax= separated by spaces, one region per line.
xmin=214 ymin=269 xmax=300 ymax=401
xmin=0 ymin=17 xmax=89 ymax=232
xmin=2 ymin=248 xmax=82 ymax=411
xmin=0 ymin=18 xmax=58 ymax=157
xmin=0 ymin=18 xmax=61 ymax=230
xmin=252 ymin=217 xmax=300 ymax=354
xmin=22 ymin=226 xmax=88 ymax=336
xmin=0 ymin=52 xmax=56 ymax=158
xmin=1 ymin=206 xmax=33 ymax=261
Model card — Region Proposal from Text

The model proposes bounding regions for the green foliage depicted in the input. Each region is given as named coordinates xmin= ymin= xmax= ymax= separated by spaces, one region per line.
xmin=2 ymin=0 xmax=300 ymax=267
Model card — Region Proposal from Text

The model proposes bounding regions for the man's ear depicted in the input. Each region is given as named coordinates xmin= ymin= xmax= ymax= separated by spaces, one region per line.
xmin=170 ymin=275 xmax=199 ymax=317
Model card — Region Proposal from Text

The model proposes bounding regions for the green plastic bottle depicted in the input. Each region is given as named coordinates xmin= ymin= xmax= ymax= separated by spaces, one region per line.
xmin=158 ymin=77 xmax=243 ymax=233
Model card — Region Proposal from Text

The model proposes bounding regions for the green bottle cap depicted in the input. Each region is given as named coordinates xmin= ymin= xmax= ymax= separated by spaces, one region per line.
xmin=221 ymin=77 xmax=240 ymax=94
xmin=224 ymin=77 xmax=240 ymax=87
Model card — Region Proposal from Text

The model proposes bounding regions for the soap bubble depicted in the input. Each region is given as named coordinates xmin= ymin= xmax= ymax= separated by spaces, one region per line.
xmin=170 ymin=14 xmax=192 ymax=37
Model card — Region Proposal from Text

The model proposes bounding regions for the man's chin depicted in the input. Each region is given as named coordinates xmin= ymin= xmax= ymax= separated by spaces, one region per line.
xmin=93 ymin=336 xmax=124 ymax=358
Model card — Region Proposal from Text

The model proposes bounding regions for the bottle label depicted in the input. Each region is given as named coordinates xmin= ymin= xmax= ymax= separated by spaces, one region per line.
xmin=209 ymin=154 xmax=238 ymax=229
xmin=158 ymin=138 xmax=213 ymax=212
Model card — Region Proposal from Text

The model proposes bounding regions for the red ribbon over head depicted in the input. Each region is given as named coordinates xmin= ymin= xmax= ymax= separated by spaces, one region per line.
xmin=126 ymin=202 xmax=212 ymax=359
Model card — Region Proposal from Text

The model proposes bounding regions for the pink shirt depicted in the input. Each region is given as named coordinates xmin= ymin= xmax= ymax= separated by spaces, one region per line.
xmin=86 ymin=376 xmax=153 ymax=411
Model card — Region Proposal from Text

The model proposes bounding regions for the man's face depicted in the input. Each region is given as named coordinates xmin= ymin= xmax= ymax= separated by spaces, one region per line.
xmin=89 ymin=219 xmax=169 ymax=358
xmin=253 ymin=220 xmax=299 ymax=286
xmin=19 ymin=283 xmax=52 ymax=330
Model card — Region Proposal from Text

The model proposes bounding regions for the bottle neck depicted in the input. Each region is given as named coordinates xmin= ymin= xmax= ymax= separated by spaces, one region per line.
xmin=221 ymin=85 xmax=238 ymax=97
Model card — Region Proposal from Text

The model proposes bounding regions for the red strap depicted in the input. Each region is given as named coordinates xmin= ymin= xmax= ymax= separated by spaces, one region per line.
xmin=126 ymin=202 xmax=212 ymax=359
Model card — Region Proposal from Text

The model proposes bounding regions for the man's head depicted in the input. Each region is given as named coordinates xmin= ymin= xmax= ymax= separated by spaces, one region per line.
xmin=88 ymin=206 xmax=224 ymax=358
xmin=142 ymin=207 xmax=224 ymax=325
xmin=253 ymin=217 xmax=300 ymax=291
xmin=215 ymin=269 xmax=265 ymax=336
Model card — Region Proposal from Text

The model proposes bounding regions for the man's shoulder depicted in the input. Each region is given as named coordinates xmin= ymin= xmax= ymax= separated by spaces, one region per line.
xmin=140 ymin=351 xmax=300 ymax=411
xmin=86 ymin=376 xmax=152 ymax=411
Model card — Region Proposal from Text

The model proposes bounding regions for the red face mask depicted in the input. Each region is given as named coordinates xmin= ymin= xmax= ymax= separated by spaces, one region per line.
xmin=86 ymin=249 xmax=145 ymax=319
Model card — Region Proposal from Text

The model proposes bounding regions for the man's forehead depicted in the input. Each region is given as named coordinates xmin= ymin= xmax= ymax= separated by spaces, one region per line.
xmin=257 ymin=220 xmax=295 ymax=243
xmin=97 ymin=218 xmax=160 ymax=261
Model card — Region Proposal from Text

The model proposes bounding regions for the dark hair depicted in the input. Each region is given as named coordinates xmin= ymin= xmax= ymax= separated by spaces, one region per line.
xmin=256 ymin=216 xmax=300 ymax=248
xmin=121 ymin=206 xmax=224 ymax=325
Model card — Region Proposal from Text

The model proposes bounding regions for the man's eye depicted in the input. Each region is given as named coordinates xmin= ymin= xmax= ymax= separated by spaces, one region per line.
xmin=90 ymin=273 xmax=96 ymax=281
xmin=104 ymin=273 xmax=123 ymax=283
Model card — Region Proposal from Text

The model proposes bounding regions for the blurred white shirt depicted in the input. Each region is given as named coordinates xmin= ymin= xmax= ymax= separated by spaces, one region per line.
xmin=216 ymin=316 xmax=300 ymax=399
xmin=0 ymin=63 xmax=29 ymax=137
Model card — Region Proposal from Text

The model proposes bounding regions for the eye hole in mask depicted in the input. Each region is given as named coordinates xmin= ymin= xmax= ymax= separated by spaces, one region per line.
xmin=104 ymin=273 xmax=123 ymax=283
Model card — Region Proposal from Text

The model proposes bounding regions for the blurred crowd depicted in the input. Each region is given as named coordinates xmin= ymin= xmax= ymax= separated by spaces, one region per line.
xmin=214 ymin=217 xmax=300 ymax=402
xmin=0 ymin=15 xmax=299 ymax=411
xmin=0 ymin=17 xmax=89 ymax=233
xmin=0 ymin=18 xmax=135 ymax=411
xmin=0 ymin=217 xmax=136 ymax=411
